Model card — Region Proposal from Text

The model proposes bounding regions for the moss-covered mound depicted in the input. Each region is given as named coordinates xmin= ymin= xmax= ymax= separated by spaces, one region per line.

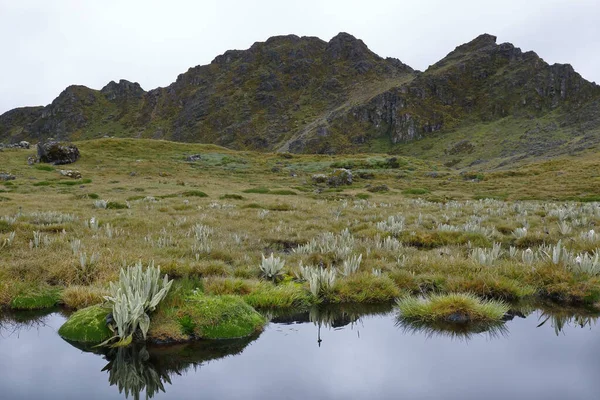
xmin=396 ymin=293 xmax=509 ymax=323
xmin=149 ymin=294 xmax=266 ymax=342
xmin=11 ymin=287 xmax=62 ymax=310
xmin=58 ymin=305 xmax=112 ymax=343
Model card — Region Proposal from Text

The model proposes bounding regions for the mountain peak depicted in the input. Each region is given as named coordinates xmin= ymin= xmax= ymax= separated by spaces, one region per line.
xmin=326 ymin=32 xmax=378 ymax=61
xmin=455 ymin=33 xmax=498 ymax=53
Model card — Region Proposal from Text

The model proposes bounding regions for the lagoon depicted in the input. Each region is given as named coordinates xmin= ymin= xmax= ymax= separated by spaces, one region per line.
xmin=1 ymin=305 xmax=599 ymax=399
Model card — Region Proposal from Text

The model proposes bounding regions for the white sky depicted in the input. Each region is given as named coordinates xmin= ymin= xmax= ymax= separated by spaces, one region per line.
xmin=1 ymin=0 xmax=599 ymax=114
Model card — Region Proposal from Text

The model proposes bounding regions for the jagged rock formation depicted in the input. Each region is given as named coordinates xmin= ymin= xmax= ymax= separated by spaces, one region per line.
xmin=1 ymin=33 xmax=599 ymax=164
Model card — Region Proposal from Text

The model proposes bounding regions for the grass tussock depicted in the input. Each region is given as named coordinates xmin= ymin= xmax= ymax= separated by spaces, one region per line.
xmin=244 ymin=282 xmax=313 ymax=309
xmin=332 ymin=273 xmax=400 ymax=303
xmin=61 ymin=285 xmax=109 ymax=309
xmin=396 ymin=293 xmax=509 ymax=323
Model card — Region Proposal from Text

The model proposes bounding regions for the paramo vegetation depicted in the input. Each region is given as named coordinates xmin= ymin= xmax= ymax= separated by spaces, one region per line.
xmin=1 ymin=138 xmax=600 ymax=343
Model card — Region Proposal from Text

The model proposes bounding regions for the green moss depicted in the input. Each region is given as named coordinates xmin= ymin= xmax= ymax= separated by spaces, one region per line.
xmin=178 ymin=294 xmax=265 ymax=339
xmin=58 ymin=305 xmax=112 ymax=343
xmin=11 ymin=287 xmax=62 ymax=310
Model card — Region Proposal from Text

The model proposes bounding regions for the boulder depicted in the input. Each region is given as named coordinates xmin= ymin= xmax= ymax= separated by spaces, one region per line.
xmin=185 ymin=154 xmax=202 ymax=162
xmin=327 ymin=168 xmax=353 ymax=186
xmin=58 ymin=305 xmax=112 ymax=343
xmin=0 ymin=141 xmax=29 ymax=149
xmin=311 ymin=174 xmax=328 ymax=184
xmin=37 ymin=141 xmax=80 ymax=165
xmin=59 ymin=169 xmax=82 ymax=179
xmin=0 ymin=172 xmax=15 ymax=181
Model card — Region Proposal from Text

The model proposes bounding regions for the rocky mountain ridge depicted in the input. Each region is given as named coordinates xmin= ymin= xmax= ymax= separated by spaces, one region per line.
xmin=2 ymin=32 xmax=599 ymax=166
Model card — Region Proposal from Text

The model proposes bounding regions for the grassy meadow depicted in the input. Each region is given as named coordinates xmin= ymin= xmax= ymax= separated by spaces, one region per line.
xmin=1 ymin=138 xmax=600 ymax=325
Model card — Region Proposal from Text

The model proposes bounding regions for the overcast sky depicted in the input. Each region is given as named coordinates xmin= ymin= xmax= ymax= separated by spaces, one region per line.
xmin=1 ymin=0 xmax=598 ymax=114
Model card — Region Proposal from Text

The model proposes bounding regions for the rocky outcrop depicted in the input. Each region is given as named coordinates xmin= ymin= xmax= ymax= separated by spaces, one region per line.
xmin=0 ymin=33 xmax=598 ymax=159
xmin=37 ymin=141 xmax=80 ymax=164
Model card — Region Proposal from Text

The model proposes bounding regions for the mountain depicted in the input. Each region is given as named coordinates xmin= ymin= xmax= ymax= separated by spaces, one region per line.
xmin=2 ymin=33 xmax=599 ymax=167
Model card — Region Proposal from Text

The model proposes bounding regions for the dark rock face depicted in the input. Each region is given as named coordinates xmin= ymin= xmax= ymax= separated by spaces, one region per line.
xmin=37 ymin=141 xmax=80 ymax=165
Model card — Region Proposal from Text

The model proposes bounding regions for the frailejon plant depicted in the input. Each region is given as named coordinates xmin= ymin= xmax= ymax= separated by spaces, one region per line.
xmin=77 ymin=252 xmax=100 ymax=284
xmin=1 ymin=231 xmax=15 ymax=249
xmin=522 ymin=248 xmax=536 ymax=265
xmin=102 ymin=261 xmax=173 ymax=347
xmin=557 ymin=221 xmax=572 ymax=236
xmin=260 ymin=253 xmax=285 ymax=281
xmin=540 ymin=240 xmax=569 ymax=265
xmin=340 ymin=254 xmax=363 ymax=276
xmin=470 ymin=243 xmax=503 ymax=266
xmin=569 ymin=251 xmax=600 ymax=275
xmin=512 ymin=227 xmax=527 ymax=239
xmin=299 ymin=263 xmax=337 ymax=297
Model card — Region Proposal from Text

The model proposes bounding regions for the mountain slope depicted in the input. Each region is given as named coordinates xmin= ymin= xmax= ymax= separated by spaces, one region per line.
xmin=1 ymin=33 xmax=599 ymax=167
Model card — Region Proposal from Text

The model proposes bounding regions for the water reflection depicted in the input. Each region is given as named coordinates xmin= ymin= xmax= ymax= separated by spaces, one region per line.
xmin=395 ymin=317 xmax=510 ymax=341
xmin=3 ymin=303 xmax=600 ymax=399
xmin=535 ymin=306 xmax=600 ymax=336
xmin=103 ymin=346 xmax=169 ymax=400
xmin=0 ymin=308 xmax=64 ymax=338
xmin=68 ymin=334 xmax=261 ymax=399
xmin=269 ymin=303 xmax=392 ymax=347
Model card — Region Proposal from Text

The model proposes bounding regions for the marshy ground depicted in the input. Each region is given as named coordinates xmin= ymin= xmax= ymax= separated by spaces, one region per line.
xmin=1 ymin=138 xmax=600 ymax=337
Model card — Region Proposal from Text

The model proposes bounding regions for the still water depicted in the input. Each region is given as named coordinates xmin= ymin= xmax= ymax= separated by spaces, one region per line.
xmin=1 ymin=304 xmax=599 ymax=400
